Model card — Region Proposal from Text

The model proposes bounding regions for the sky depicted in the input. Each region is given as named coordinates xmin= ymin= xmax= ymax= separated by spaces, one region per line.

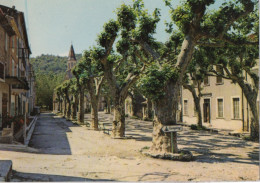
xmin=0 ymin=0 xmax=224 ymax=57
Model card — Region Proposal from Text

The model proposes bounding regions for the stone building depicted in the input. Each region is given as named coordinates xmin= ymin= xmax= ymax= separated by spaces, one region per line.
xmin=181 ymin=64 xmax=259 ymax=132
xmin=0 ymin=5 xmax=35 ymax=130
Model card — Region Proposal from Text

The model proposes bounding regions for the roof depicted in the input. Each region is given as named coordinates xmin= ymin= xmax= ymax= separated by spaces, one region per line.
xmin=0 ymin=8 xmax=15 ymax=36
xmin=0 ymin=5 xmax=31 ymax=54
xmin=68 ymin=44 xmax=76 ymax=61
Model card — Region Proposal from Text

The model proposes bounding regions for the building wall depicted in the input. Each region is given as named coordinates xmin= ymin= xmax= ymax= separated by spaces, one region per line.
xmin=182 ymin=75 xmax=251 ymax=132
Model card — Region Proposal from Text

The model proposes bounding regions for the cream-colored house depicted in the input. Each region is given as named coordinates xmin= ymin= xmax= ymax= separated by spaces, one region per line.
xmin=182 ymin=64 xmax=259 ymax=132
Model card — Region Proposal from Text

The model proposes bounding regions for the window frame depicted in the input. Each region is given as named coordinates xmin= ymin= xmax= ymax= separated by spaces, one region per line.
xmin=216 ymin=97 xmax=224 ymax=118
xmin=203 ymin=76 xmax=210 ymax=86
xmin=231 ymin=97 xmax=240 ymax=120
xmin=183 ymin=99 xmax=188 ymax=116
xmin=216 ymin=65 xmax=224 ymax=85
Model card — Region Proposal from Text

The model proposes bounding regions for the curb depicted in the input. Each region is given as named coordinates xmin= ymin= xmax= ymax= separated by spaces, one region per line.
xmin=0 ymin=160 xmax=12 ymax=181
xmin=25 ymin=115 xmax=38 ymax=146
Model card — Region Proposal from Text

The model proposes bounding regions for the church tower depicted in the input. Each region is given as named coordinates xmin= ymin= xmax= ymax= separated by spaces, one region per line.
xmin=65 ymin=44 xmax=77 ymax=80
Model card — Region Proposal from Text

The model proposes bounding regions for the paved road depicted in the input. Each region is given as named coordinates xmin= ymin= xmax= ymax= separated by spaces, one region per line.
xmin=2 ymin=112 xmax=258 ymax=181
xmin=29 ymin=113 xmax=77 ymax=155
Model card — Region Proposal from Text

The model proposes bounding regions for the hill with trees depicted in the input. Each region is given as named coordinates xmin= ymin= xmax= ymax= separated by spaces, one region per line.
xmin=30 ymin=54 xmax=82 ymax=109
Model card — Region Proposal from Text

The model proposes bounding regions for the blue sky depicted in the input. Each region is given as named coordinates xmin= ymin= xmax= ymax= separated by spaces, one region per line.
xmin=0 ymin=0 xmax=223 ymax=57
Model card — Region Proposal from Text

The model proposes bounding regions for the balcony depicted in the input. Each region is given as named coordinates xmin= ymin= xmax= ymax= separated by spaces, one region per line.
xmin=5 ymin=75 xmax=29 ymax=93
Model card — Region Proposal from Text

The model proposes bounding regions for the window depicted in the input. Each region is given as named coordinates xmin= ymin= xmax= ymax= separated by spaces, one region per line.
xmin=12 ymin=59 xmax=15 ymax=76
xmin=217 ymin=98 xmax=223 ymax=118
xmin=0 ymin=62 xmax=4 ymax=80
xmin=216 ymin=65 xmax=223 ymax=84
xmin=204 ymin=76 xmax=209 ymax=85
xmin=184 ymin=100 xmax=188 ymax=115
xmin=233 ymin=98 xmax=240 ymax=119
xmin=5 ymin=33 xmax=8 ymax=51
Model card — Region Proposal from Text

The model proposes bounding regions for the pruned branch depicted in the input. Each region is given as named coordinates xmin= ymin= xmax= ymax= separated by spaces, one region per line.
xmin=96 ymin=76 xmax=105 ymax=96
xmin=120 ymin=65 xmax=146 ymax=98
xmin=113 ymin=58 xmax=126 ymax=73
xmin=197 ymin=41 xmax=225 ymax=47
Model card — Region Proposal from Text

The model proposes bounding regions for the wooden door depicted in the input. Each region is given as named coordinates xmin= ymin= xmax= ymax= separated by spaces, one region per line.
xmin=2 ymin=93 xmax=8 ymax=129
xmin=203 ymin=99 xmax=210 ymax=123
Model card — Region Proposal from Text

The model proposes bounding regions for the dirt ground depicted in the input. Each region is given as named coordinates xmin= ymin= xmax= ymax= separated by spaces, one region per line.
xmin=0 ymin=112 xmax=259 ymax=181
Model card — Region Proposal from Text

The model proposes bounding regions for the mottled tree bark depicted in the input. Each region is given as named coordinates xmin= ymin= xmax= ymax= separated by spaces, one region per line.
xmin=112 ymin=94 xmax=125 ymax=137
xmin=183 ymin=83 xmax=202 ymax=127
xmin=63 ymin=98 xmax=66 ymax=117
xmin=151 ymin=81 xmax=179 ymax=153
xmin=237 ymin=80 xmax=259 ymax=139
xmin=106 ymin=98 xmax=111 ymax=114
xmin=72 ymin=95 xmax=78 ymax=120
xmin=65 ymin=94 xmax=71 ymax=120
xmin=87 ymin=77 xmax=104 ymax=131
xmin=91 ymin=102 xmax=99 ymax=130
xmin=77 ymin=87 xmax=85 ymax=123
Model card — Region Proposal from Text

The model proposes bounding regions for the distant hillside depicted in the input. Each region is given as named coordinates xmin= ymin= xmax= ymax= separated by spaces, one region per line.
xmin=30 ymin=54 xmax=82 ymax=110
xmin=30 ymin=54 xmax=82 ymax=74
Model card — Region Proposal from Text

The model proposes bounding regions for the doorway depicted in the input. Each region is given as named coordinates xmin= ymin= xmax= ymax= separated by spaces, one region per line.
xmin=2 ymin=93 xmax=8 ymax=129
xmin=203 ymin=99 xmax=211 ymax=123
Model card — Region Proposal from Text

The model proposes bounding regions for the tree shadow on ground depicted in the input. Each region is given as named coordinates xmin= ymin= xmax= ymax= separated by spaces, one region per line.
xmin=178 ymin=130 xmax=259 ymax=165
xmin=11 ymin=171 xmax=114 ymax=182
xmin=138 ymin=172 xmax=174 ymax=181
xmin=90 ymin=112 xmax=259 ymax=166
xmin=28 ymin=113 xmax=80 ymax=155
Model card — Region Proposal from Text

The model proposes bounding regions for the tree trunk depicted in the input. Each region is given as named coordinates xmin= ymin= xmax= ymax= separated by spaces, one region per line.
xmin=66 ymin=95 xmax=71 ymax=119
xmin=151 ymin=81 xmax=179 ymax=153
xmin=249 ymin=100 xmax=259 ymax=140
xmin=147 ymin=98 xmax=153 ymax=119
xmin=77 ymin=88 xmax=85 ymax=123
xmin=72 ymin=95 xmax=78 ymax=120
xmin=58 ymin=99 xmax=61 ymax=112
xmin=91 ymin=102 xmax=99 ymax=130
xmin=184 ymin=84 xmax=202 ymax=127
xmin=63 ymin=99 xmax=66 ymax=117
xmin=238 ymin=81 xmax=259 ymax=139
xmin=106 ymin=98 xmax=111 ymax=114
xmin=112 ymin=94 xmax=125 ymax=138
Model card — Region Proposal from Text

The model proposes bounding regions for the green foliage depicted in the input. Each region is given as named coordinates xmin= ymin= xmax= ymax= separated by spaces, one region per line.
xmin=138 ymin=63 xmax=178 ymax=101
xmin=97 ymin=20 xmax=119 ymax=49
xmin=117 ymin=4 xmax=137 ymax=31
xmin=31 ymin=54 xmax=82 ymax=110
xmin=35 ymin=72 xmax=65 ymax=109
xmin=30 ymin=54 xmax=82 ymax=75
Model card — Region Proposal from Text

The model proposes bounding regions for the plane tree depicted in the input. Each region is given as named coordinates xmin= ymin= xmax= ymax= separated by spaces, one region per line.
xmin=72 ymin=60 xmax=87 ymax=123
xmin=204 ymin=6 xmax=259 ymax=139
xmin=90 ymin=2 xmax=160 ymax=137
xmin=54 ymin=85 xmax=63 ymax=113
xmin=68 ymin=78 xmax=79 ymax=120
xmin=79 ymin=49 xmax=105 ymax=130
xmin=136 ymin=0 xmax=257 ymax=153
xmin=60 ymin=79 xmax=73 ymax=119
xmin=182 ymin=48 xmax=211 ymax=128
xmin=207 ymin=43 xmax=259 ymax=139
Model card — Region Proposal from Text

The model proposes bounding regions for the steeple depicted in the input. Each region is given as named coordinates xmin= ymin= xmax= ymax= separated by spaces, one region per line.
xmin=68 ymin=44 xmax=76 ymax=61
xmin=65 ymin=44 xmax=77 ymax=80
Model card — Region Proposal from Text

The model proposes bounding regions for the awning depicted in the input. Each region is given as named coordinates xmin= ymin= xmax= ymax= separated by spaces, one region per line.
xmin=5 ymin=76 xmax=29 ymax=93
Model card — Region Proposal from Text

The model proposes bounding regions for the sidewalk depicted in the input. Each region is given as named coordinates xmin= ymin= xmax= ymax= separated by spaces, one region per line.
xmin=180 ymin=121 xmax=251 ymax=138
